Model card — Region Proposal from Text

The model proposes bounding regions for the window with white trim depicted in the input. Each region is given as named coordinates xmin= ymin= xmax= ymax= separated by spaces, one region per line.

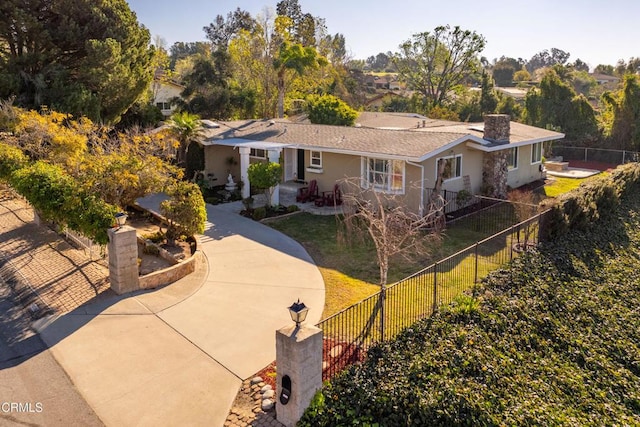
xmin=250 ymin=148 xmax=266 ymax=159
xmin=361 ymin=157 xmax=404 ymax=193
xmin=310 ymin=150 xmax=322 ymax=168
xmin=531 ymin=142 xmax=542 ymax=163
xmin=507 ymin=147 xmax=518 ymax=170
xmin=437 ymin=154 xmax=462 ymax=181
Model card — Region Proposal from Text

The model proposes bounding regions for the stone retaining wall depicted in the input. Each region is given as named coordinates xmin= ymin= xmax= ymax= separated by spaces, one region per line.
xmin=138 ymin=237 xmax=199 ymax=290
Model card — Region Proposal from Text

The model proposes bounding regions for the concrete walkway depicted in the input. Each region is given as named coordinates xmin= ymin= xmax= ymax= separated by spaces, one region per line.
xmin=31 ymin=194 xmax=325 ymax=426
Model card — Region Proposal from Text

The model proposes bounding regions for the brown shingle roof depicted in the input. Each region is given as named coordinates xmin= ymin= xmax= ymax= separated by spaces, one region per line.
xmin=202 ymin=118 xmax=564 ymax=160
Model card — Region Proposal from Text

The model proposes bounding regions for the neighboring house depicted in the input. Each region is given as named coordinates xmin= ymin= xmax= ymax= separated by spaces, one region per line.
xmin=589 ymin=73 xmax=621 ymax=85
xmin=151 ymin=78 xmax=184 ymax=118
xmin=198 ymin=114 xmax=564 ymax=212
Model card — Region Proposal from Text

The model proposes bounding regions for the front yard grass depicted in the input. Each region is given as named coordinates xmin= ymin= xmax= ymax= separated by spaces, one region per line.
xmin=270 ymin=174 xmax=603 ymax=320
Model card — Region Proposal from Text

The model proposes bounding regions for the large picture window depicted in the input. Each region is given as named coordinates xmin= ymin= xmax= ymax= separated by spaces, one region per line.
xmin=361 ymin=158 xmax=404 ymax=193
xmin=507 ymin=147 xmax=518 ymax=170
xmin=437 ymin=154 xmax=462 ymax=181
xmin=531 ymin=142 xmax=542 ymax=163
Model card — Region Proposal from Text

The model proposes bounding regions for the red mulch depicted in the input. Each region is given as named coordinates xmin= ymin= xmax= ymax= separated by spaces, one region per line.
xmin=250 ymin=338 xmax=366 ymax=387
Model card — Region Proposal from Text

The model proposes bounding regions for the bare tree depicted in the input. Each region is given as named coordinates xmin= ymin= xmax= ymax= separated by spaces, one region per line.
xmin=339 ymin=177 xmax=445 ymax=341
xmin=340 ymin=177 xmax=444 ymax=288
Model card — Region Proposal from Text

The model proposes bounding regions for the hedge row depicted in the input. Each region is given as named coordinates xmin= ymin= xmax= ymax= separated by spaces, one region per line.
xmin=0 ymin=143 xmax=117 ymax=244
xmin=539 ymin=162 xmax=640 ymax=241
xmin=301 ymin=185 xmax=640 ymax=426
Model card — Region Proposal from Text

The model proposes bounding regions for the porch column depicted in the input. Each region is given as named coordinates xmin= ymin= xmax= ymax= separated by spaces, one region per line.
xmin=239 ymin=147 xmax=250 ymax=199
xmin=268 ymin=149 xmax=282 ymax=206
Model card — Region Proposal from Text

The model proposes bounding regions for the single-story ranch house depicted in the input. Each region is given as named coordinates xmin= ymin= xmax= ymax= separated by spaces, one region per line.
xmin=198 ymin=113 xmax=564 ymax=214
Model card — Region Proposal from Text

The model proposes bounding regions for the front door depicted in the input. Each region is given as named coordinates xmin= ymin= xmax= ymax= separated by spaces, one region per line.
xmin=297 ymin=149 xmax=305 ymax=182
xmin=284 ymin=148 xmax=297 ymax=181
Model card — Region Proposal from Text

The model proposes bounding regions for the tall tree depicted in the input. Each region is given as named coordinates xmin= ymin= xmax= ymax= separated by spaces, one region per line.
xmin=273 ymin=40 xmax=326 ymax=118
xmin=601 ymin=74 xmax=640 ymax=151
xmin=525 ymin=48 xmax=570 ymax=73
xmin=523 ymin=69 xmax=599 ymax=142
xmin=0 ymin=0 xmax=155 ymax=124
xmin=203 ymin=7 xmax=255 ymax=51
xmin=393 ymin=25 xmax=486 ymax=109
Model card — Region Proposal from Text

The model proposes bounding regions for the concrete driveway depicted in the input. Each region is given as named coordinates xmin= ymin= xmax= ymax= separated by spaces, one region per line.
xmin=35 ymin=195 xmax=325 ymax=426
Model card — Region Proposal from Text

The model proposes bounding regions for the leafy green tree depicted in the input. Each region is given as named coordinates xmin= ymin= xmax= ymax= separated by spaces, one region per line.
xmin=167 ymin=111 xmax=204 ymax=174
xmin=523 ymin=69 xmax=599 ymax=142
xmin=393 ymin=25 xmax=486 ymax=109
xmin=526 ymin=48 xmax=570 ymax=73
xmin=274 ymin=40 xmax=327 ymax=118
xmin=594 ymin=64 xmax=615 ymax=76
xmin=203 ymin=7 xmax=256 ymax=51
xmin=306 ymin=94 xmax=357 ymax=126
xmin=492 ymin=57 xmax=522 ymax=87
xmin=247 ymin=162 xmax=282 ymax=207
xmin=0 ymin=0 xmax=155 ymax=124
xmin=601 ymin=74 xmax=640 ymax=150
xmin=160 ymin=181 xmax=206 ymax=245
xmin=480 ymin=72 xmax=498 ymax=115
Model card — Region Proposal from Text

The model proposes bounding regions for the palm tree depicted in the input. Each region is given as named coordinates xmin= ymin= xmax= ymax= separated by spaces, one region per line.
xmin=167 ymin=111 xmax=204 ymax=176
xmin=273 ymin=41 xmax=326 ymax=118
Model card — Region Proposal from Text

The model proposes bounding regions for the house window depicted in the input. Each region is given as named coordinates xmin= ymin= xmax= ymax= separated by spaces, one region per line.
xmin=310 ymin=151 xmax=322 ymax=168
xmin=507 ymin=147 xmax=518 ymax=170
xmin=156 ymin=102 xmax=171 ymax=110
xmin=250 ymin=148 xmax=266 ymax=159
xmin=361 ymin=158 xmax=404 ymax=193
xmin=531 ymin=142 xmax=542 ymax=163
xmin=437 ymin=154 xmax=462 ymax=181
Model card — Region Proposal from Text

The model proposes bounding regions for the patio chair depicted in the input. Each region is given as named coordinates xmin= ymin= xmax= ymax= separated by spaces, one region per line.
xmin=296 ymin=179 xmax=319 ymax=203
xmin=318 ymin=183 xmax=342 ymax=207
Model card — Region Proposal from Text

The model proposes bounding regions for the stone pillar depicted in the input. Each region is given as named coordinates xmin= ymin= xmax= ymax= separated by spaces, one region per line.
xmin=268 ymin=149 xmax=282 ymax=206
xmin=107 ymin=226 xmax=139 ymax=295
xmin=276 ymin=324 xmax=323 ymax=427
xmin=239 ymin=147 xmax=251 ymax=199
xmin=482 ymin=151 xmax=508 ymax=199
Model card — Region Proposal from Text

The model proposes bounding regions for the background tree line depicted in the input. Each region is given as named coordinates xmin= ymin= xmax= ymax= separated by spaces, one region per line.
xmin=1 ymin=0 xmax=639 ymax=152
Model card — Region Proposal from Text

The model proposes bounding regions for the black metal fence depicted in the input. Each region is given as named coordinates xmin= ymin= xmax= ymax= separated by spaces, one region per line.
xmin=552 ymin=146 xmax=640 ymax=166
xmin=317 ymin=210 xmax=547 ymax=381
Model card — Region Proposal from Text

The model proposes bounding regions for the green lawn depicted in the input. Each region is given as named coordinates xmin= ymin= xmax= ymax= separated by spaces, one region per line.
xmin=269 ymin=174 xmax=598 ymax=320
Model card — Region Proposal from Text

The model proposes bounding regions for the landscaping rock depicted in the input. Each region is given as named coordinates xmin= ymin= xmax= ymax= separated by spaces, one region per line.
xmin=261 ymin=399 xmax=274 ymax=411
xmin=251 ymin=376 xmax=263 ymax=384
xmin=260 ymin=384 xmax=273 ymax=393
xmin=262 ymin=389 xmax=275 ymax=399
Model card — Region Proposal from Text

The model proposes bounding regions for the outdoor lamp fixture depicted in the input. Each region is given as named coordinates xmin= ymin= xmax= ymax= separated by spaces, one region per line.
xmin=115 ymin=212 xmax=128 ymax=229
xmin=288 ymin=299 xmax=309 ymax=327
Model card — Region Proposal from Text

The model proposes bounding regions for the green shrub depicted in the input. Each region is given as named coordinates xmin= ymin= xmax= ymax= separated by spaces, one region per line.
xmin=160 ymin=181 xmax=207 ymax=244
xmin=252 ymin=206 xmax=266 ymax=221
xmin=287 ymin=204 xmax=299 ymax=213
xmin=0 ymin=142 xmax=28 ymax=180
xmin=539 ymin=163 xmax=639 ymax=242
xmin=143 ymin=244 xmax=160 ymax=255
xmin=301 ymin=195 xmax=640 ymax=425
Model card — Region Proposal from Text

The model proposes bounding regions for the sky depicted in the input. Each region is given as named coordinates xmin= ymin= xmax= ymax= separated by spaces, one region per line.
xmin=127 ymin=0 xmax=640 ymax=69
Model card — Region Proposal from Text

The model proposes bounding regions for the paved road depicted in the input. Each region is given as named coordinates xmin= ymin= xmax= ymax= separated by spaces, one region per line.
xmin=0 ymin=283 xmax=103 ymax=427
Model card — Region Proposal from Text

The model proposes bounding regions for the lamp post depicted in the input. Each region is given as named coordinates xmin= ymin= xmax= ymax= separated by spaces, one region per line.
xmin=288 ymin=299 xmax=309 ymax=327
xmin=115 ymin=212 xmax=128 ymax=229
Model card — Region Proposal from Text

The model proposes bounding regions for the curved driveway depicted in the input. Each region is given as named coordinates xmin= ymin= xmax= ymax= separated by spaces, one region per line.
xmin=141 ymin=195 xmax=326 ymax=379
xmin=37 ymin=195 xmax=325 ymax=426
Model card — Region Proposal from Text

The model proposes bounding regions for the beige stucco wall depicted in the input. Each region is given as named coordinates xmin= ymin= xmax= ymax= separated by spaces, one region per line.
xmin=506 ymin=144 xmax=545 ymax=189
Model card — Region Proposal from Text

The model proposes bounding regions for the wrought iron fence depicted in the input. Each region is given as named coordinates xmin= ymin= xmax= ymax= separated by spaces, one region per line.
xmin=317 ymin=210 xmax=547 ymax=381
xmin=552 ymin=146 xmax=640 ymax=166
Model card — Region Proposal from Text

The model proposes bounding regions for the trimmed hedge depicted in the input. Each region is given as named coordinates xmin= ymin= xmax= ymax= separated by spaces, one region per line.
xmin=301 ymin=170 xmax=640 ymax=426
xmin=539 ymin=162 xmax=640 ymax=241
xmin=8 ymin=161 xmax=117 ymax=244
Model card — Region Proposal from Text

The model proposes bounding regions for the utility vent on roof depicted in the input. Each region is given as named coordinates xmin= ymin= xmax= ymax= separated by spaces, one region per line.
xmin=469 ymin=126 xmax=484 ymax=132
xmin=200 ymin=119 xmax=220 ymax=129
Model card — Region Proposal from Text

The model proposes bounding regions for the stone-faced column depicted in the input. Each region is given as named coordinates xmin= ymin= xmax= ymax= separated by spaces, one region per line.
xmin=276 ymin=323 xmax=323 ymax=427
xmin=482 ymin=151 xmax=509 ymax=199
xmin=107 ymin=225 xmax=139 ymax=294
